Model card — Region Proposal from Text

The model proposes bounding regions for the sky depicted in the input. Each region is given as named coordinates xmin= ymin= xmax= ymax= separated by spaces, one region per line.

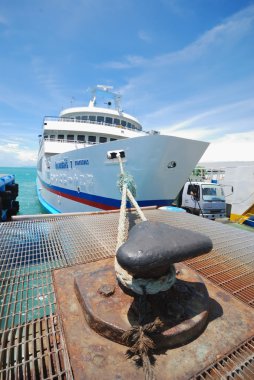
xmin=0 ymin=0 xmax=254 ymax=166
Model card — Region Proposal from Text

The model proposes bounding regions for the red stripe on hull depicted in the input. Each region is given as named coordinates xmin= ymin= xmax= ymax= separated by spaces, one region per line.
xmin=43 ymin=185 xmax=118 ymax=211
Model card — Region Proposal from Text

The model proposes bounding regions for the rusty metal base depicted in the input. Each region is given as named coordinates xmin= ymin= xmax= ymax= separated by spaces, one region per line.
xmin=74 ymin=260 xmax=209 ymax=349
xmin=53 ymin=259 xmax=254 ymax=380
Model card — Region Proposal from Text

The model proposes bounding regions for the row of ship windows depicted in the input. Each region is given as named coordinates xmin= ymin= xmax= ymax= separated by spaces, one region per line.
xmin=67 ymin=115 xmax=140 ymax=130
xmin=44 ymin=134 xmax=117 ymax=143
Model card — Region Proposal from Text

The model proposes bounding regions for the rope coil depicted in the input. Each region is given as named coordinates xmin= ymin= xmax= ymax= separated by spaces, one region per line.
xmin=115 ymin=259 xmax=176 ymax=295
xmin=117 ymin=172 xmax=137 ymax=198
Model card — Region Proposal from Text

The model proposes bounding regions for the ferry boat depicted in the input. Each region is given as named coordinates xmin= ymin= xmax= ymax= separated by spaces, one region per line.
xmin=36 ymin=85 xmax=209 ymax=214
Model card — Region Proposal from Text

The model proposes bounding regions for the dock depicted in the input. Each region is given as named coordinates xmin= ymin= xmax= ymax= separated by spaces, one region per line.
xmin=1 ymin=208 xmax=254 ymax=379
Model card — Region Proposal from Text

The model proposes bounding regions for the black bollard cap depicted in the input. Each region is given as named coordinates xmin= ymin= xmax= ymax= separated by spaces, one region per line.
xmin=116 ymin=221 xmax=213 ymax=279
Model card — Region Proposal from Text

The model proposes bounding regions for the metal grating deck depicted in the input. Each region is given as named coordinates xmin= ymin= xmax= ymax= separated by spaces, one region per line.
xmin=196 ymin=336 xmax=254 ymax=380
xmin=150 ymin=211 xmax=254 ymax=308
xmin=1 ymin=209 xmax=254 ymax=379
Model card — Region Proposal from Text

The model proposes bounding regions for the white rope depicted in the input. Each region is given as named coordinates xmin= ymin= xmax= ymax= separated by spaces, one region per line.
xmin=115 ymin=154 xmax=176 ymax=295
xmin=115 ymin=258 xmax=176 ymax=295
xmin=126 ymin=188 xmax=147 ymax=222
xmin=118 ymin=154 xmax=124 ymax=175
xmin=117 ymin=154 xmax=147 ymax=222
xmin=116 ymin=183 xmax=127 ymax=251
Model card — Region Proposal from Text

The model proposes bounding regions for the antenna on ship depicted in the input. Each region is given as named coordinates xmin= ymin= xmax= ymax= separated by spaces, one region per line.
xmin=89 ymin=85 xmax=122 ymax=112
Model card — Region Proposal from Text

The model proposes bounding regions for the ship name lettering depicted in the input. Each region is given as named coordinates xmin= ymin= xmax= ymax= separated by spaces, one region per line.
xmin=74 ymin=159 xmax=89 ymax=166
xmin=55 ymin=159 xmax=69 ymax=169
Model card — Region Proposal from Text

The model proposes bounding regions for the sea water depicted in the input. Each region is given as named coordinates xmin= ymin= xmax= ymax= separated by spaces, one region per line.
xmin=0 ymin=167 xmax=46 ymax=215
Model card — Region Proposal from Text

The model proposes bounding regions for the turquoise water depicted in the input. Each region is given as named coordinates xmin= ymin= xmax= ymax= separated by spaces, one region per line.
xmin=0 ymin=167 xmax=46 ymax=215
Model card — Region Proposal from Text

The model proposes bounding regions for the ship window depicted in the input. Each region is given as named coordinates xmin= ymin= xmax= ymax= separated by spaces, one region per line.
xmin=89 ymin=115 xmax=96 ymax=122
xmin=121 ymin=120 xmax=126 ymax=127
xmin=99 ymin=137 xmax=107 ymax=143
xmin=44 ymin=134 xmax=48 ymax=139
xmin=127 ymin=122 xmax=131 ymax=129
xmin=97 ymin=116 xmax=104 ymax=123
xmin=77 ymin=135 xmax=85 ymax=142
xmin=50 ymin=135 xmax=55 ymax=140
xmin=82 ymin=115 xmax=88 ymax=120
xmin=88 ymin=136 xmax=96 ymax=143
xmin=76 ymin=116 xmax=81 ymax=121
xmin=110 ymin=138 xmax=117 ymax=141
xmin=58 ymin=134 xmax=64 ymax=140
xmin=105 ymin=117 xmax=113 ymax=124
xmin=114 ymin=118 xmax=120 ymax=125
xmin=67 ymin=134 xmax=74 ymax=141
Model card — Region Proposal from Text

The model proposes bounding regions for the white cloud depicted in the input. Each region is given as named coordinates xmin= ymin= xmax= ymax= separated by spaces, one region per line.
xmin=133 ymin=90 xmax=253 ymax=149
xmin=0 ymin=142 xmax=37 ymax=166
xmin=200 ymin=131 xmax=254 ymax=162
xmin=162 ymin=126 xmax=217 ymax=141
xmin=138 ymin=30 xmax=153 ymax=43
xmin=102 ymin=4 xmax=254 ymax=69
xmin=155 ymin=6 xmax=254 ymax=67
xmin=160 ymin=0 xmax=190 ymax=17
xmin=6 ymin=143 xmax=19 ymax=149
xmin=31 ymin=57 xmax=66 ymax=104
xmin=0 ymin=14 xmax=8 ymax=25
xmin=0 ymin=83 xmax=49 ymax=115
xmin=102 ymin=55 xmax=146 ymax=69
xmin=155 ymin=97 xmax=254 ymax=134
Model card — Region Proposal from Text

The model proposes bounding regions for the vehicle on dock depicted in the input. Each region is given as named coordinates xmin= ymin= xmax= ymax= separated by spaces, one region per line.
xmin=0 ymin=174 xmax=19 ymax=221
xmin=193 ymin=162 xmax=254 ymax=227
xmin=176 ymin=181 xmax=226 ymax=219
xmin=37 ymin=85 xmax=209 ymax=214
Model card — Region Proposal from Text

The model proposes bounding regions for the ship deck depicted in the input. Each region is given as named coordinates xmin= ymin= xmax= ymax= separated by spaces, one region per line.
xmin=1 ymin=208 xmax=254 ymax=379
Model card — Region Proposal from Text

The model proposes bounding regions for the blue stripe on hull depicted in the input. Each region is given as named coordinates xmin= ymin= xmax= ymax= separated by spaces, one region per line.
xmin=36 ymin=182 xmax=61 ymax=214
xmin=37 ymin=175 xmax=173 ymax=213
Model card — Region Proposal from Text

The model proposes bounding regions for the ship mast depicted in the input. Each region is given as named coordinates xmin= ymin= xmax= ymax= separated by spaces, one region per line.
xmin=89 ymin=85 xmax=122 ymax=112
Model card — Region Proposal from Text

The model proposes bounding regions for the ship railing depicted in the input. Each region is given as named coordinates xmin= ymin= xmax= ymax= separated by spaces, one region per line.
xmin=43 ymin=137 xmax=97 ymax=146
xmin=43 ymin=116 xmax=143 ymax=132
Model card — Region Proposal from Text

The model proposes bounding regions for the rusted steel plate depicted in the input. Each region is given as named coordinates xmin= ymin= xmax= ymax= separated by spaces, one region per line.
xmin=53 ymin=258 xmax=254 ymax=380
xmin=74 ymin=261 xmax=209 ymax=349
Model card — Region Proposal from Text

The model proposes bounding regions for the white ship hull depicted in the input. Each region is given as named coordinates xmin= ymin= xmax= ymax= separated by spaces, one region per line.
xmin=37 ymin=135 xmax=208 ymax=213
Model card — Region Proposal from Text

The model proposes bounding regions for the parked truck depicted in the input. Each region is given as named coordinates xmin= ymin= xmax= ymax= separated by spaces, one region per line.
xmin=176 ymin=181 xmax=226 ymax=220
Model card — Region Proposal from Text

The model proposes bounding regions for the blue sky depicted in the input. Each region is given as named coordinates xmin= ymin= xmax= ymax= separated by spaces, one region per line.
xmin=0 ymin=0 xmax=254 ymax=166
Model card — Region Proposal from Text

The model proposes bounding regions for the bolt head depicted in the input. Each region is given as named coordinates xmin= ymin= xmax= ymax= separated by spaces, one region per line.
xmin=98 ymin=284 xmax=115 ymax=297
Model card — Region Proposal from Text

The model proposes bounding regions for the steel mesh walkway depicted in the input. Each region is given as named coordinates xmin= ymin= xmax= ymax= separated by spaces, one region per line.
xmin=1 ymin=209 xmax=254 ymax=379
xmin=0 ymin=213 xmax=118 ymax=379
xmin=152 ymin=210 xmax=254 ymax=308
